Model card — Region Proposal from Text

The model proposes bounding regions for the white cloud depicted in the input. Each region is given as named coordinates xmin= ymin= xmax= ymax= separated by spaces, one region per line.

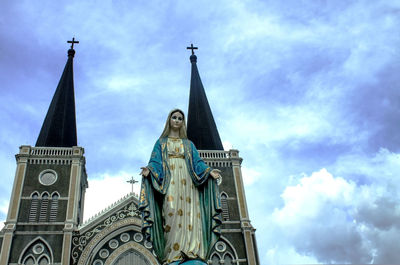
xmin=0 ymin=199 xmax=9 ymax=231
xmin=0 ymin=200 xmax=9 ymax=216
xmin=83 ymin=171 xmax=141 ymax=221
xmin=274 ymin=169 xmax=356 ymax=224
xmin=271 ymin=149 xmax=400 ymax=263
xmin=265 ymin=246 xmax=318 ymax=265
xmin=272 ymin=169 xmax=370 ymax=263
xmin=241 ymin=166 xmax=262 ymax=186
xmin=222 ymin=140 xmax=233 ymax=151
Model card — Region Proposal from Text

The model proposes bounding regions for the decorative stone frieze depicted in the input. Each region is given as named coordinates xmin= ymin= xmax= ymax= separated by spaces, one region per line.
xmin=71 ymin=202 xmax=140 ymax=265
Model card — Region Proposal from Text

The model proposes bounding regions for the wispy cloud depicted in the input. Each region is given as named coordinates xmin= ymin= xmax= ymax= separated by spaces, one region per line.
xmin=83 ymin=171 xmax=141 ymax=221
xmin=0 ymin=0 xmax=399 ymax=263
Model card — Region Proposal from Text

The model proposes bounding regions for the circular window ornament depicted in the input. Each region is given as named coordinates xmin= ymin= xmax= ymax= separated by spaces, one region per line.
xmin=144 ymin=241 xmax=152 ymax=249
xmin=93 ymin=259 xmax=103 ymax=265
xmin=39 ymin=169 xmax=58 ymax=186
xmin=99 ymin=249 xmax=109 ymax=259
xmin=32 ymin=243 xmax=44 ymax=254
xmin=120 ymin=233 xmax=130 ymax=242
xmin=215 ymin=242 xmax=226 ymax=252
xmin=133 ymin=233 xmax=143 ymax=242
xmin=109 ymin=239 xmax=119 ymax=249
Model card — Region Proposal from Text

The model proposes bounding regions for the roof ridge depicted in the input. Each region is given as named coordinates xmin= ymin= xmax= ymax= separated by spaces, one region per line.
xmin=79 ymin=192 xmax=138 ymax=228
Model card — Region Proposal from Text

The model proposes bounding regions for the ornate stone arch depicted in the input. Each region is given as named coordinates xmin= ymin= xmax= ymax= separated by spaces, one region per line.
xmin=50 ymin=191 xmax=60 ymax=197
xmin=209 ymin=252 xmax=221 ymax=265
xmin=18 ymin=236 xmax=54 ymax=264
xmin=76 ymin=217 xmax=158 ymax=265
xmin=222 ymin=252 xmax=235 ymax=265
xmin=36 ymin=254 xmax=51 ymax=265
xmin=30 ymin=191 xmax=40 ymax=198
xmin=40 ymin=192 xmax=50 ymax=198
xmin=104 ymin=241 xmax=159 ymax=265
xmin=220 ymin=235 xmax=239 ymax=260
xmin=22 ymin=254 xmax=35 ymax=265
xmin=87 ymin=225 xmax=141 ymax=264
xmin=209 ymin=236 xmax=239 ymax=265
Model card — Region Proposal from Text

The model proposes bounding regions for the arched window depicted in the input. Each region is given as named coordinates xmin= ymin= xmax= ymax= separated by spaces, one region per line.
xmin=22 ymin=255 xmax=50 ymax=265
xmin=211 ymin=253 xmax=220 ymax=265
xmin=19 ymin=238 xmax=53 ymax=265
xmin=49 ymin=193 xmax=59 ymax=222
xmin=220 ymin=192 xmax=229 ymax=220
xmin=212 ymin=238 xmax=239 ymax=265
xmin=29 ymin=193 xmax=39 ymax=222
xmin=112 ymin=249 xmax=151 ymax=265
xmin=223 ymin=253 xmax=234 ymax=265
xmin=23 ymin=256 xmax=35 ymax=265
xmin=38 ymin=256 xmax=49 ymax=265
xmin=39 ymin=193 xmax=49 ymax=222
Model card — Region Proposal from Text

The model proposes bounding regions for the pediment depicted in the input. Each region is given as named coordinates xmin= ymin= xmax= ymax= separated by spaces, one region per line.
xmin=78 ymin=193 xmax=141 ymax=234
xmin=71 ymin=193 xmax=151 ymax=265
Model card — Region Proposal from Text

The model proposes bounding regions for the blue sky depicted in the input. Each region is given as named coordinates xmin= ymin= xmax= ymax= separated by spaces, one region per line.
xmin=1 ymin=0 xmax=400 ymax=263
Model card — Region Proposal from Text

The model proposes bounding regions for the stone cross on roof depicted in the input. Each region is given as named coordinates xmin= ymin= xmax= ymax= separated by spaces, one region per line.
xmin=126 ymin=176 xmax=138 ymax=193
xmin=187 ymin=43 xmax=198 ymax=55
xmin=67 ymin=37 xmax=79 ymax=49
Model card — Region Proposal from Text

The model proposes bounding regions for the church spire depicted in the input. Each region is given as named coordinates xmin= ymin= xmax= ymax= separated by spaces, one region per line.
xmin=35 ymin=38 xmax=79 ymax=147
xmin=186 ymin=44 xmax=224 ymax=150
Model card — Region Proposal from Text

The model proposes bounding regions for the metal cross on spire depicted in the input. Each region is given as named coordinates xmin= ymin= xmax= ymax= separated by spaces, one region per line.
xmin=187 ymin=43 xmax=198 ymax=55
xmin=67 ymin=37 xmax=79 ymax=49
xmin=126 ymin=176 xmax=138 ymax=193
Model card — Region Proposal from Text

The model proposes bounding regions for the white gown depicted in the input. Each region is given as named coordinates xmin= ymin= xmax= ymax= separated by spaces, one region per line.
xmin=162 ymin=137 xmax=205 ymax=264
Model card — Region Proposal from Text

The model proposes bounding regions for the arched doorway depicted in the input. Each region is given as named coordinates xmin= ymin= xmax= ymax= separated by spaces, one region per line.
xmin=103 ymin=241 xmax=159 ymax=265
xmin=112 ymin=249 xmax=151 ymax=265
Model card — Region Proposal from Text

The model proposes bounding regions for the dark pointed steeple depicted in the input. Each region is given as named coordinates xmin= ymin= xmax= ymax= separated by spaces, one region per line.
xmin=186 ymin=44 xmax=224 ymax=150
xmin=35 ymin=39 xmax=79 ymax=147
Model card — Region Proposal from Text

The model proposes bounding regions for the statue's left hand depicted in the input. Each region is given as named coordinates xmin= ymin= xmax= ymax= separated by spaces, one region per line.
xmin=210 ymin=169 xmax=222 ymax=180
xmin=140 ymin=167 xmax=150 ymax=177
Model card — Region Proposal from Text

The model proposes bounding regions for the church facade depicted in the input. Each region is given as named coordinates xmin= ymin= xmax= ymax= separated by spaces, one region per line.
xmin=0 ymin=43 xmax=259 ymax=265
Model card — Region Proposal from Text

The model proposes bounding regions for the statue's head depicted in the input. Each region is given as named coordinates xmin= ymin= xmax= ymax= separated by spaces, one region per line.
xmin=160 ymin=109 xmax=188 ymax=139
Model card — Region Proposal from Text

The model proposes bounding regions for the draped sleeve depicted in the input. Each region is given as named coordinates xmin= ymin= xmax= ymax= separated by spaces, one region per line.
xmin=146 ymin=138 xmax=171 ymax=194
xmin=139 ymin=139 xmax=169 ymax=261
xmin=183 ymin=139 xmax=211 ymax=186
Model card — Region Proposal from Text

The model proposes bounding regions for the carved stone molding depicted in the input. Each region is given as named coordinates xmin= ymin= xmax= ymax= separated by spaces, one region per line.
xmin=104 ymin=241 xmax=159 ymax=265
xmin=72 ymin=202 xmax=140 ymax=265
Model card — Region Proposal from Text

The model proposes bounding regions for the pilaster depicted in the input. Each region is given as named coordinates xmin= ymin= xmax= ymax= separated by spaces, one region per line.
xmin=229 ymin=149 xmax=257 ymax=265
xmin=65 ymin=147 xmax=85 ymax=225
xmin=0 ymin=146 xmax=30 ymax=265
xmin=63 ymin=146 xmax=85 ymax=265
xmin=61 ymin=225 xmax=74 ymax=265
xmin=7 ymin=145 xmax=30 ymax=222
xmin=229 ymin=149 xmax=248 ymax=221
xmin=0 ymin=224 xmax=15 ymax=265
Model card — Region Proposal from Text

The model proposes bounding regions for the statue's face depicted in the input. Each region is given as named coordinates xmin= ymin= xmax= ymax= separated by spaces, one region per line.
xmin=170 ymin=111 xmax=183 ymax=130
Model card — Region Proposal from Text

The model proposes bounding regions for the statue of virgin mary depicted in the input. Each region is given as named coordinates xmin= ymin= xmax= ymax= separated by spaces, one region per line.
xmin=139 ymin=109 xmax=222 ymax=265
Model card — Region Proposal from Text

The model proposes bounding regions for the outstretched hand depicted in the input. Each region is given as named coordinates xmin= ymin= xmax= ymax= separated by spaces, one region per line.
xmin=210 ymin=169 xmax=222 ymax=180
xmin=140 ymin=167 xmax=150 ymax=177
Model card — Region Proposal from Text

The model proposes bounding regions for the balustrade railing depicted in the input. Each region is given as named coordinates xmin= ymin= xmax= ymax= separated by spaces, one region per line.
xmin=30 ymin=147 xmax=74 ymax=156
xmin=199 ymin=150 xmax=230 ymax=159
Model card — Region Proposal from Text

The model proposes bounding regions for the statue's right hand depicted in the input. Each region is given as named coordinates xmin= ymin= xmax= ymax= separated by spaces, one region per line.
xmin=140 ymin=167 xmax=150 ymax=177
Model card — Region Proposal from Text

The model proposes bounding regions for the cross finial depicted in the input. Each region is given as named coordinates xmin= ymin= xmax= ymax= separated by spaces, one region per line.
xmin=67 ymin=37 xmax=79 ymax=49
xmin=126 ymin=176 xmax=138 ymax=194
xmin=187 ymin=43 xmax=198 ymax=55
